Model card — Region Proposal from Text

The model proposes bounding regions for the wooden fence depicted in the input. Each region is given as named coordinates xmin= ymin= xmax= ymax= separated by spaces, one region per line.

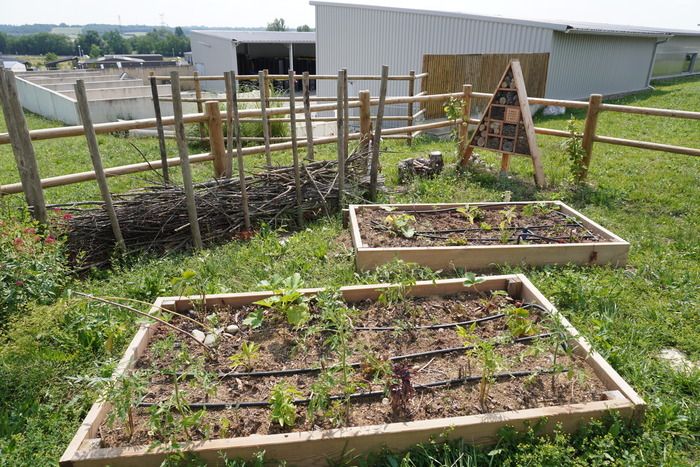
xmin=1 ymin=67 xmax=699 ymax=247
xmin=422 ymin=53 xmax=550 ymax=119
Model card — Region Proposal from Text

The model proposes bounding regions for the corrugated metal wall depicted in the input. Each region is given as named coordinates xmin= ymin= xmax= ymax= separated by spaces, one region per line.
xmin=315 ymin=3 xmax=553 ymax=121
xmin=190 ymin=32 xmax=237 ymax=92
xmin=654 ymin=36 xmax=700 ymax=77
xmin=546 ymin=32 xmax=656 ymax=99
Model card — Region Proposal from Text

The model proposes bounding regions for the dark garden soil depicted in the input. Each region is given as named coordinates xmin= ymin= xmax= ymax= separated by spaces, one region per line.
xmin=100 ymin=290 xmax=608 ymax=448
xmin=355 ymin=203 xmax=603 ymax=248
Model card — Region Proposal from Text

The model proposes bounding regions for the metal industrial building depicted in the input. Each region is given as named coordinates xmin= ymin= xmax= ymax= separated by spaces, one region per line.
xmin=190 ymin=31 xmax=316 ymax=91
xmin=311 ymin=1 xmax=700 ymax=102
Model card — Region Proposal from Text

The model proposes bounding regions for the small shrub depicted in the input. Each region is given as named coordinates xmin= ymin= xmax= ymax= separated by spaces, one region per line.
xmin=561 ymin=116 xmax=587 ymax=183
xmin=0 ymin=211 xmax=68 ymax=324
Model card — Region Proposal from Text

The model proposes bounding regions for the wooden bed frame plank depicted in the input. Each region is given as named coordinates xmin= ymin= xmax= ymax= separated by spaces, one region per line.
xmin=61 ymin=278 xmax=644 ymax=467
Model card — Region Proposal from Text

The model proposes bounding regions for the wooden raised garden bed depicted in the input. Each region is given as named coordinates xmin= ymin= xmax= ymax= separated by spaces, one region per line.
xmin=349 ymin=201 xmax=630 ymax=271
xmin=61 ymin=275 xmax=643 ymax=466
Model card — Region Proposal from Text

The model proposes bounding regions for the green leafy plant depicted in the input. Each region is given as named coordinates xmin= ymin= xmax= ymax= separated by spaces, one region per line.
xmin=384 ymin=213 xmax=416 ymax=239
xmin=504 ymin=306 xmax=538 ymax=339
xmin=455 ymin=205 xmax=484 ymax=224
xmin=522 ymin=202 xmax=559 ymax=217
xmin=479 ymin=222 xmax=492 ymax=231
xmin=498 ymin=206 xmax=517 ymax=229
xmin=473 ymin=340 xmax=503 ymax=411
xmin=249 ymin=273 xmax=311 ymax=328
xmin=269 ymin=382 xmax=301 ymax=428
xmin=443 ymin=96 xmax=463 ymax=141
xmin=100 ymin=370 xmax=149 ymax=440
xmin=561 ymin=116 xmax=587 ymax=183
xmin=229 ymin=341 xmax=261 ymax=371
xmin=307 ymin=368 xmax=338 ymax=425
xmin=456 ymin=323 xmax=478 ymax=376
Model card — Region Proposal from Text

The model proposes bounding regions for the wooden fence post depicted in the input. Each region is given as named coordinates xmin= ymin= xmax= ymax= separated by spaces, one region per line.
xmin=342 ymin=68 xmax=349 ymax=172
xmin=205 ymin=100 xmax=229 ymax=178
xmin=224 ymin=71 xmax=251 ymax=230
xmin=581 ymin=94 xmax=602 ymax=182
xmin=170 ymin=71 xmax=203 ymax=250
xmin=369 ymin=65 xmax=389 ymax=202
xmin=258 ymin=70 xmax=272 ymax=166
xmin=407 ymin=70 xmax=416 ymax=146
xmin=336 ymin=70 xmax=345 ymax=206
xmin=193 ymin=71 xmax=207 ymax=146
xmin=149 ymin=75 xmax=170 ymax=183
xmin=288 ymin=70 xmax=304 ymax=227
xmin=459 ymin=84 xmax=472 ymax=157
xmin=0 ymin=68 xmax=47 ymax=223
xmin=302 ymin=71 xmax=314 ymax=161
xmin=359 ymin=90 xmax=371 ymax=154
xmin=74 ymin=79 xmax=126 ymax=252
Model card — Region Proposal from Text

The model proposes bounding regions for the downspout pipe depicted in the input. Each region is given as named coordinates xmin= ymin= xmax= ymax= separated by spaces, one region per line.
xmin=647 ymin=35 xmax=673 ymax=86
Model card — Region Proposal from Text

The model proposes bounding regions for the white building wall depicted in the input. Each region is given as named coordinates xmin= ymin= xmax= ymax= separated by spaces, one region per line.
xmin=190 ymin=31 xmax=237 ymax=91
xmin=315 ymin=2 xmax=554 ymax=116
xmin=545 ymin=32 xmax=656 ymax=99
xmin=654 ymin=35 xmax=700 ymax=77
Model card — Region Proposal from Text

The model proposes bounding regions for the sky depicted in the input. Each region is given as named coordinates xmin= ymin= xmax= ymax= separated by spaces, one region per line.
xmin=2 ymin=0 xmax=699 ymax=31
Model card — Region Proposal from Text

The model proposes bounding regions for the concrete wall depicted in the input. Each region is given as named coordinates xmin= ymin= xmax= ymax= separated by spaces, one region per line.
xmin=546 ymin=32 xmax=656 ymax=99
xmin=60 ymin=84 xmax=171 ymax=100
xmin=15 ymin=75 xmax=79 ymax=124
xmin=41 ymin=79 xmax=144 ymax=92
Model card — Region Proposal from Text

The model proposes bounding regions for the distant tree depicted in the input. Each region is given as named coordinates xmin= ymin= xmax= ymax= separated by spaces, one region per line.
xmin=0 ymin=32 xmax=6 ymax=53
xmin=102 ymin=30 xmax=128 ymax=54
xmin=44 ymin=52 xmax=58 ymax=65
xmin=89 ymin=44 xmax=102 ymax=58
xmin=5 ymin=32 xmax=73 ymax=55
xmin=128 ymin=28 xmax=190 ymax=56
xmin=296 ymin=25 xmax=312 ymax=32
xmin=267 ymin=18 xmax=287 ymax=31
xmin=77 ymin=30 xmax=103 ymax=55
xmin=174 ymin=26 xmax=185 ymax=37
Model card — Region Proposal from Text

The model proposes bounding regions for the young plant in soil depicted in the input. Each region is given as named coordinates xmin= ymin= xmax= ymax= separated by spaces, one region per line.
xmin=472 ymin=340 xmax=504 ymax=412
xmin=455 ymin=205 xmax=484 ymax=224
xmin=504 ymin=306 xmax=539 ymax=340
xmin=307 ymin=368 xmax=338 ymax=426
xmin=269 ymin=382 xmax=301 ymax=428
xmin=388 ymin=363 xmax=415 ymax=419
xmin=228 ymin=341 xmax=261 ymax=372
xmin=246 ymin=273 xmax=311 ymax=328
xmin=384 ymin=213 xmax=416 ymax=239
xmin=100 ymin=370 xmax=149 ymax=441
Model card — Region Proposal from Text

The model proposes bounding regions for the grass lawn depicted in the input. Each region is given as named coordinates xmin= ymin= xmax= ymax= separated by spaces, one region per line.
xmin=0 ymin=76 xmax=698 ymax=466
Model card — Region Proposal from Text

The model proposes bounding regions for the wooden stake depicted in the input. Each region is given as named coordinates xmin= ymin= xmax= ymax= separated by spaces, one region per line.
xmin=149 ymin=76 xmax=170 ymax=183
xmin=74 ymin=79 xmax=126 ymax=252
xmin=407 ymin=70 xmax=416 ymax=146
xmin=459 ymin=84 xmax=472 ymax=158
xmin=500 ymin=154 xmax=512 ymax=177
xmin=193 ymin=71 xmax=206 ymax=146
xmin=170 ymin=71 xmax=203 ymax=250
xmin=258 ymin=71 xmax=272 ymax=166
xmin=224 ymin=71 xmax=251 ymax=230
xmin=336 ymin=70 xmax=345 ymax=206
xmin=510 ymin=61 xmax=545 ymax=188
xmin=205 ymin=100 xmax=229 ymax=178
xmin=288 ymin=70 xmax=304 ymax=227
xmin=302 ymin=71 xmax=314 ymax=161
xmin=359 ymin=90 xmax=371 ymax=154
xmin=0 ymin=68 xmax=47 ymax=223
xmin=581 ymin=94 xmax=602 ymax=182
xmin=342 ymin=68 xmax=349 ymax=175
xmin=369 ymin=65 xmax=389 ymax=202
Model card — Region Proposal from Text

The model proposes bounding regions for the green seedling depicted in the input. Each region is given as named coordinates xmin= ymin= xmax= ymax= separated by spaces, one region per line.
xmin=446 ymin=235 xmax=469 ymax=246
xmin=101 ymin=370 xmax=149 ymax=440
xmin=498 ymin=206 xmax=517 ymax=230
xmin=479 ymin=222 xmax=492 ymax=231
xmin=504 ymin=306 xmax=538 ymax=339
xmin=269 ymin=382 xmax=301 ymax=428
xmin=384 ymin=213 xmax=416 ymax=239
xmin=522 ymin=202 xmax=559 ymax=217
xmin=455 ymin=205 xmax=484 ymax=224
xmin=248 ymin=273 xmax=311 ymax=328
xmin=229 ymin=341 xmax=261 ymax=371
xmin=473 ymin=340 xmax=503 ymax=412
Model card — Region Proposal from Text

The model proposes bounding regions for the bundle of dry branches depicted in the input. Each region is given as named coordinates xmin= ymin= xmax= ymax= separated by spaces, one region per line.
xmin=63 ymin=148 xmax=372 ymax=267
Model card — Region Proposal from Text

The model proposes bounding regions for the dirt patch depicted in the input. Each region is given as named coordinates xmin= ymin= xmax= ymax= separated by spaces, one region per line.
xmin=355 ymin=203 xmax=603 ymax=248
xmin=99 ymin=291 xmax=608 ymax=448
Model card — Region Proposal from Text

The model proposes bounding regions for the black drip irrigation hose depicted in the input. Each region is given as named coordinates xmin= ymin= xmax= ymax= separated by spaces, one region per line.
xmin=353 ymin=310 xmax=504 ymax=331
xmin=174 ymin=332 xmax=552 ymax=380
xmin=139 ymin=367 xmax=564 ymax=410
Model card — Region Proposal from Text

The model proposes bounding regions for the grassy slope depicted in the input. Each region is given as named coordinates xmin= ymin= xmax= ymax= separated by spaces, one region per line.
xmin=0 ymin=77 xmax=698 ymax=466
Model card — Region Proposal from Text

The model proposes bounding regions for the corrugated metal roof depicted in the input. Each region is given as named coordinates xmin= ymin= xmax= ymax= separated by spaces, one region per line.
xmin=310 ymin=1 xmax=700 ymax=37
xmin=191 ymin=30 xmax=316 ymax=44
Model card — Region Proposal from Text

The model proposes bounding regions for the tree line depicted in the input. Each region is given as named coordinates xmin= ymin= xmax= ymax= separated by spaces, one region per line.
xmin=0 ymin=27 xmax=190 ymax=57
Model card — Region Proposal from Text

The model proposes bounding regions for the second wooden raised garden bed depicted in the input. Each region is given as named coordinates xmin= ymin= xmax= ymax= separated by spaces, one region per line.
xmin=349 ymin=201 xmax=630 ymax=271
xmin=61 ymin=275 xmax=644 ymax=466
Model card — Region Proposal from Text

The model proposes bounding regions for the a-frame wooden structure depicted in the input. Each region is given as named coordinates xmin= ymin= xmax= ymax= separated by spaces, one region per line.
xmin=461 ymin=60 xmax=545 ymax=188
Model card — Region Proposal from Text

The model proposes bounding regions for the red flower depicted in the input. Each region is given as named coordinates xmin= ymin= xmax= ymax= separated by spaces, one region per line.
xmin=15 ymin=280 xmax=24 ymax=287
xmin=13 ymin=237 xmax=24 ymax=246
xmin=62 ymin=213 xmax=73 ymax=221
xmin=45 ymin=235 xmax=56 ymax=244
xmin=23 ymin=227 xmax=36 ymax=235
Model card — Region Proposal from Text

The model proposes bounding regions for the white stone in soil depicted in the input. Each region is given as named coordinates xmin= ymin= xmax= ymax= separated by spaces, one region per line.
xmin=192 ymin=329 xmax=206 ymax=343
xmin=204 ymin=333 xmax=219 ymax=347
xmin=226 ymin=324 xmax=240 ymax=334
